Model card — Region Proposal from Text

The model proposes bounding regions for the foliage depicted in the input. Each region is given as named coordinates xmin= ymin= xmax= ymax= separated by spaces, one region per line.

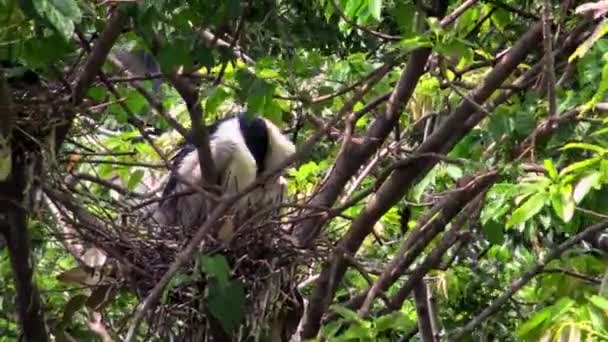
xmin=3 ymin=0 xmax=608 ymax=341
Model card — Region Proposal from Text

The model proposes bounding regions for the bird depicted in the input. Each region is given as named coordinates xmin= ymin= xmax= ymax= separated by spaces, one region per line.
xmin=149 ymin=112 xmax=296 ymax=230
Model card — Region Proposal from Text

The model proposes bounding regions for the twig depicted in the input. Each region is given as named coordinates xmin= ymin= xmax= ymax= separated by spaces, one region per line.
xmin=542 ymin=0 xmax=557 ymax=120
xmin=440 ymin=0 xmax=480 ymax=27
xmin=542 ymin=267 xmax=601 ymax=285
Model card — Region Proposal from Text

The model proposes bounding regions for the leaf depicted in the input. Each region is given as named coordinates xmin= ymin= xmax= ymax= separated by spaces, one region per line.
xmin=199 ymin=255 xmax=231 ymax=287
xmin=49 ymin=0 xmax=81 ymax=21
xmin=551 ymin=184 xmax=575 ymax=223
xmin=544 ymin=159 xmax=558 ymax=180
xmin=392 ymin=2 xmax=416 ymax=37
xmin=560 ymin=157 xmax=601 ymax=176
xmin=570 ymin=19 xmax=608 ymax=62
xmin=561 ymin=142 xmax=607 ymax=154
xmin=127 ymin=169 xmax=145 ymax=191
xmin=517 ymin=306 xmax=552 ymax=338
xmin=573 ymin=172 xmax=602 ymax=203
xmin=374 ymin=312 xmax=403 ymax=332
xmin=587 ymin=305 xmax=607 ymax=332
xmin=589 ymin=295 xmax=608 ymax=312
xmin=206 ymin=280 xmax=245 ymax=335
xmin=368 ymin=0 xmax=382 ymax=21
xmin=0 ymin=138 xmax=11 ymax=181
xmin=482 ymin=220 xmax=505 ymax=244
xmin=31 ymin=0 xmax=76 ymax=41
xmin=331 ymin=304 xmax=365 ymax=324
xmin=507 ymin=192 xmax=548 ymax=228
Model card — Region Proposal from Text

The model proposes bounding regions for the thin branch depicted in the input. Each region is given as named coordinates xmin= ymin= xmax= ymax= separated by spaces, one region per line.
xmin=440 ymin=0 xmax=480 ymax=27
xmin=542 ymin=0 xmax=557 ymax=119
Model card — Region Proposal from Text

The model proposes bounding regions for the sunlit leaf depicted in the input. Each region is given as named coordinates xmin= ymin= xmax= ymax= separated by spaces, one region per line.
xmin=368 ymin=0 xmax=382 ymax=20
xmin=560 ymin=157 xmax=601 ymax=176
xmin=544 ymin=159 xmax=558 ymax=180
xmin=562 ymin=142 xmax=607 ymax=154
xmin=507 ymin=192 xmax=548 ymax=228
xmin=573 ymin=171 xmax=602 ymax=203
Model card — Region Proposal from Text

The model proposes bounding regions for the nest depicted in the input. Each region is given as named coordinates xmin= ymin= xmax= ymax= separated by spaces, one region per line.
xmin=9 ymin=75 xmax=320 ymax=340
xmin=50 ymin=189 xmax=319 ymax=341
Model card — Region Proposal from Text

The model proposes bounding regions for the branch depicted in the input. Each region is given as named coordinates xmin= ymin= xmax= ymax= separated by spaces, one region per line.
xmin=542 ymin=0 xmax=557 ymax=120
xmin=449 ymin=219 xmax=608 ymax=340
xmin=359 ymin=179 xmax=492 ymax=315
xmin=412 ymin=279 xmax=440 ymax=342
xmin=293 ymin=48 xmax=432 ymax=248
xmin=0 ymin=70 xmax=48 ymax=341
xmin=440 ymin=0 xmax=480 ymax=27
xmin=166 ymin=72 xmax=217 ymax=185
xmin=71 ymin=7 xmax=128 ymax=105
xmin=298 ymin=17 xmax=541 ymax=339
xmin=199 ymin=29 xmax=255 ymax=64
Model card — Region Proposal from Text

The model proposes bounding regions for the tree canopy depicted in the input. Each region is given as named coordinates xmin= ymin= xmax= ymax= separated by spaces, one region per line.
xmin=2 ymin=0 xmax=608 ymax=341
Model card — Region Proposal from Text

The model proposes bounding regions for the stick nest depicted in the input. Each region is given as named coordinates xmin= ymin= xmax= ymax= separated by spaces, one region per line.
xmin=52 ymin=192 xmax=320 ymax=340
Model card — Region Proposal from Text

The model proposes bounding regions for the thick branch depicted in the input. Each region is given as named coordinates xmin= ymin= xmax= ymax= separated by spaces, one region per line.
xmin=72 ymin=7 xmax=128 ymax=105
xmin=299 ymin=19 xmax=542 ymax=339
xmin=412 ymin=280 xmax=439 ymax=342
xmin=0 ymin=70 xmax=48 ymax=341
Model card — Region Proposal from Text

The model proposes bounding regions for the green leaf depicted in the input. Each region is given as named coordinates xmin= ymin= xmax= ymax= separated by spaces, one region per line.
xmin=570 ymin=19 xmax=608 ymax=62
xmin=368 ymin=0 xmax=382 ymax=21
xmin=516 ymin=305 xmax=552 ymax=338
xmin=392 ymin=2 xmax=416 ymax=37
xmin=560 ymin=157 xmax=601 ymax=176
xmin=0 ymin=138 xmax=11 ymax=181
xmin=31 ymin=0 xmax=75 ymax=41
xmin=551 ymin=184 xmax=575 ymax=223
xmin=507 ymin=192 xmax=548 ymax=228
xmin=397 ymin=36 xmax=433 ymax=52
xmin=127 ymin=170 xmax=144 ymax=191
xmin=204 ymin=86 xmax=231 ymax=115
xmin=588 ymin=305 xmax=607 ymax=332
xmin=374 ymin=312 xmax=404 ymax=332
xmin=60 ymin=294 xmax=87 ymax=328
xmin=49 ymin=0 xmax=81 ymax=21
xmin=206 ymin=280 xmax=245 ymax=335
xmin=573 ymin=172 xmax=602 ymax=203
xmin=199 ymin=255 xmax=231 ymax=287
xmin=589 ymin=295 xmax=608 ymax=312
xmin=331 ymin=304 xmax=366 ymax=324
xmin=562 ymin=142 xmax=607 ymax=155
xmin=482 ymin=220 xmax=505 ymax=245
xmin=544 ymin=159 xmax=558 ymax=180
